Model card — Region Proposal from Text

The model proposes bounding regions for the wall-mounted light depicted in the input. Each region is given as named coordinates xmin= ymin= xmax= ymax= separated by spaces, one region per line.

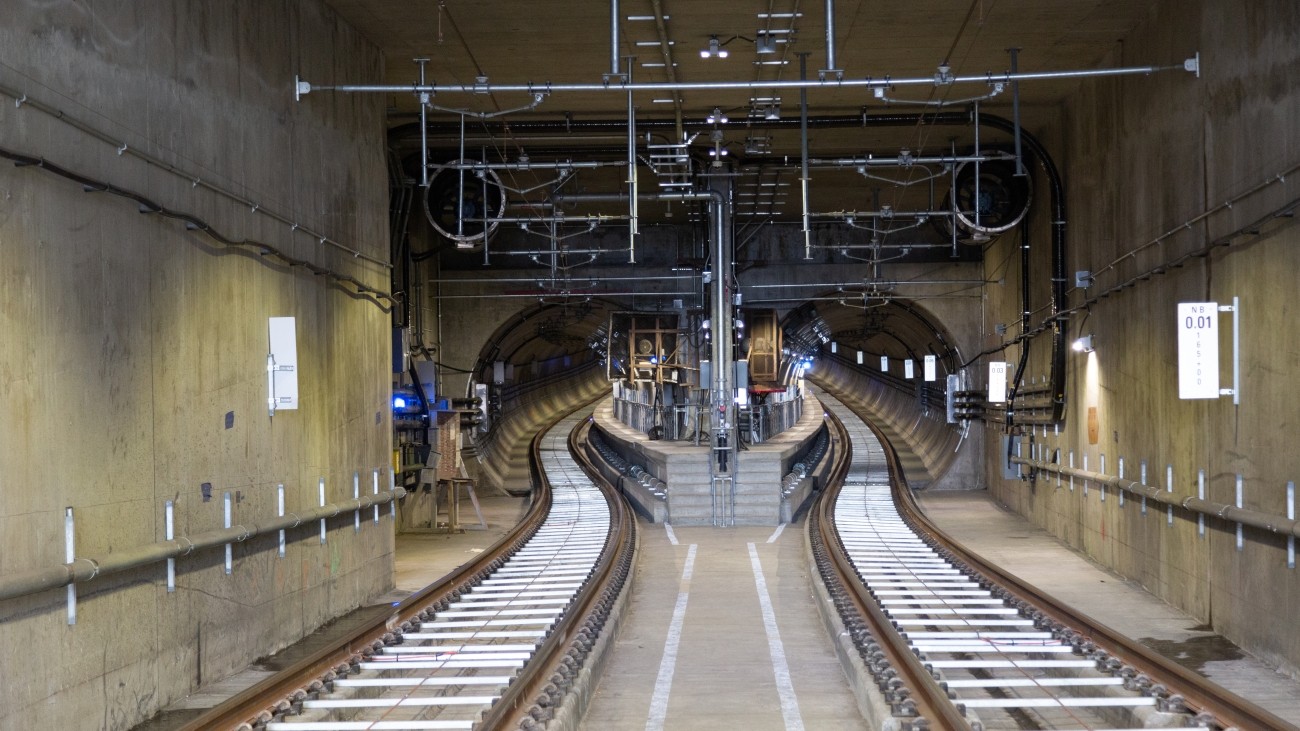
xmin=700 ymin=36 xmax=729 ymax=59
xmin=1072 ymin=334 xmax=1094 ymax=353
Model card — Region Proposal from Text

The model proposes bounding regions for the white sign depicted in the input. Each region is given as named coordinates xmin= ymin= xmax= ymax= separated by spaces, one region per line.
xmin=904 ymin=359 xmax=915 ymax=379
xmin=988 ymin=361 xmax=1007 ymax=403
xmin=268 ymin=317 xmax=299 ymax=412
xmin=1178 ymin=302 xmax=1219 ymax=399
xmin=924 ymin=354 xmax=937 ymax=382
xmin=880 ymin=355 xmax=889 ymax=372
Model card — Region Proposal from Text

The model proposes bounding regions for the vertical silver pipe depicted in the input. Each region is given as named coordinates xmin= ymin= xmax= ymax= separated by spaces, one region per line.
xmin=824 ymin=0 xmax=837 ymax=72
xmin=1009 ymin=48 xmax=1025 ymax=176
xmin=949 ymin=139 xmax=959 ymax=257
xmin=166 ymin=500 xmax=176 ymax=591
xmin=457 ymin=113 xmax=466 ymax=239
xmin=1235 ymin=474 xmax=1244 ymax=551
xmin=319 ymin=477 xmax=327 ymax=544
xmin=800 ymin=54 xmax=812 ymax=260
xmin=1166 ymin=465 xmax=1174 ymax=526
xmin=65 ymin=507 xmax=76 ymax=625
xmin=277 ymin=484 xmax=286 ymax=558
xmin=1099 ymin=453 xmax=1106 ymax=502
xmin=1117 ymin=457 xmax=1124 ymax=507
xmin=1069 ymin=451 xmax=1074 ymax=492
xmin=1141 ymin=460 xmax=1148 ymax=514
xmin=1287 ymin=481 xmax=1295 ymax=568
xmin=973 ymin=101 xmax=982 ymax=230
xmin=628 ymin=62 xmax=638 ymax=262
xmin=223 ymin=492 xmax=233 ymax=575
xmin=353 ymin=471 xmax=361 ymax=533
xmin=418 ymin=59 xmax=431 ymax=187
xmin=1198 ymin=469 xmax=1206 ymax=536
xmin=610 ymin=0 xmax=621 ymax=78
xmin=373 ymin=469 xmax=381 ymax=525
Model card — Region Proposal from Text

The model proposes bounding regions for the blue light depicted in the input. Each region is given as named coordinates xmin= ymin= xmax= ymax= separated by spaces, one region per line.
xmin=393 ymin=395 xmax=407 ymax=409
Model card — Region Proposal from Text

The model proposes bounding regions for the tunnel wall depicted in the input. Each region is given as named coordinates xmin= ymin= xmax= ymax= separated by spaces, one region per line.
xmin=982 ymin=0 xmax=1300 ymax=677
xmin=469 ymin=364 xmax=611 ymax=495
xmin=813 ymin=361 xmax=981 ymax=492
xmin=0 ymin=2 xmax=391 ymax=727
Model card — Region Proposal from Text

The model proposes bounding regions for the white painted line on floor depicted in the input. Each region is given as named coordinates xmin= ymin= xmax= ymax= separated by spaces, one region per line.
xmin=748 ymin=542 xmax=805 ymax=731
xmin=645 ymin=543 xmax=696 ymax=731
xmin=665 ymin=522 xmax=678 ymax=545
xmin=766 ymin=523 xmax=787 ymax=543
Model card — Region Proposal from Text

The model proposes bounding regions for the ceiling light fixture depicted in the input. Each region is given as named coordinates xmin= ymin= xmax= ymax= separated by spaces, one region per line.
xmin=756 ymin=32 xmax=777 ymax=54
xmin=700 ymin=35 xmax=729 ymax=59
xmin=706 ymin=107 xmax=729 ymax=124
xmin=764 ymin=104 xmax=780 ymax=120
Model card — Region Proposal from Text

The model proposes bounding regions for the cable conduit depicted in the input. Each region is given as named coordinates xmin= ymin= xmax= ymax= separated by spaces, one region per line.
xmin=0 ymin=487 xmax=406 ymax=603
xmin=1 ymin=83 xmax=389 ymax=270
xmin=0 ymin=144 xmax=397 ymax=311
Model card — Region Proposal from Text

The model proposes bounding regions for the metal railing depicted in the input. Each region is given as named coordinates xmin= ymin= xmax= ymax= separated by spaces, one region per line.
xmin=611 ymin=396 xmax=805 ymax=444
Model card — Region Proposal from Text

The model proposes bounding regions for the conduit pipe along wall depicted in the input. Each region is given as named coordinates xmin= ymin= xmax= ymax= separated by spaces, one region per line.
xmin=0 ymin=488 xmax=406 ymax=603
xmin=458 ymin=111 xmax=1068 ymax=423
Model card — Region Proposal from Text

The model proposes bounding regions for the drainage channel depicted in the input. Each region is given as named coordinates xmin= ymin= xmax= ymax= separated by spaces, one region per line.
xmin=818 ymin=389 xmax=1221 ymax=731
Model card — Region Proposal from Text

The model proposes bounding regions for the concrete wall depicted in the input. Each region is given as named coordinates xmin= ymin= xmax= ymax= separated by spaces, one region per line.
xmin=0 ymin=2 xmax=392 ymax=727
xmin=982 ymin=0 xmax=1300 ymax=677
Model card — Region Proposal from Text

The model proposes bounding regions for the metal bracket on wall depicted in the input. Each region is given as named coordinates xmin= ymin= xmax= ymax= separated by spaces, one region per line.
xmin=1217 ymin=297 xmax=1240 ymax=405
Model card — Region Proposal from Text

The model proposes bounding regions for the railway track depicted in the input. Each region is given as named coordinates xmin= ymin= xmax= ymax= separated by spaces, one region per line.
xmin=813 ymin=388 xmax=1298 ymax=731
xmin=181 ymin=404 xmax=633 ymax=731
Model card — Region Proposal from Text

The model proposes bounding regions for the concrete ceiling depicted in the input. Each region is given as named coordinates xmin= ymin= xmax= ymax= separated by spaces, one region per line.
xmin=320 ymin=0 xmax=1158 ymax=226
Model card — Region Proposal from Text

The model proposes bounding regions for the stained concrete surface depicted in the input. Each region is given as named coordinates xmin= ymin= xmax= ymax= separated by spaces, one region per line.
xmin=919 ymin=489 xmax=1300 ymax=725
xmin=580 ymin=522 xmax=862 ymax=731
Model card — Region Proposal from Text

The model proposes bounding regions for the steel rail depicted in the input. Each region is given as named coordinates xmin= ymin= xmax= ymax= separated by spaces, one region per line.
xmin=177 ymin=397 xmax=611 ymax=730
xmin=480 ymin=412 xmax=636 ymax=727
xmin=858 ymin=416 xmax=1300 ymax=731
xmin=813 ymin=408 xmax=973 ymax=730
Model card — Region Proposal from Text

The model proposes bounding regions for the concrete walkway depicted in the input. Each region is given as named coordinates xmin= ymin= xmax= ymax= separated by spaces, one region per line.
xmin=580 ymin=522 xmax=862 ymax=731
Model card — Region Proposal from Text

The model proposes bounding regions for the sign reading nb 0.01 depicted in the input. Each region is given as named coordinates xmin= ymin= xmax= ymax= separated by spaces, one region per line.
xmin=1178 ymin=302 xmax=1218 ymax=399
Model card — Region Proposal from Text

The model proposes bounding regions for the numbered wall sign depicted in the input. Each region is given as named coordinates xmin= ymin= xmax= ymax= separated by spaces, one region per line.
xmin=1177 ymin=302 xmax=1219 ymax=399
xmin=988 ymin=361 xmax=1008 ymax=403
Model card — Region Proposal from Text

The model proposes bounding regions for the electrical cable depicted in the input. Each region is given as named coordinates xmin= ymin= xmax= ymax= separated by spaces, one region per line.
xmin=0 ymin=144 xmax=396 ymax=311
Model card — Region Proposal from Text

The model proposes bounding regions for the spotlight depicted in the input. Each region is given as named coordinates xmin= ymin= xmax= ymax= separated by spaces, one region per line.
xmin=706 ymin=107 xmax=729 ymax=124
xmin=1072 ymin=335 xmax=1094 ymax=353
xmin=756 ymin=32 xmax=777 ymax=54
xmin=700 ymin=35 xmax=728 ymax=59
xmin=764 ymin=104 xmax=780 ymax=120
xmin=393 ymin=395 xmax=407 ymax=409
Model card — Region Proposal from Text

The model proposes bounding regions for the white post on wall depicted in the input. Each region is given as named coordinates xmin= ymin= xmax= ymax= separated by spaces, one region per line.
xmin=1166 ymin=465 xmax=1175 ymax=527
xmin=373 ymin=469 xmax=381 ymax=525
xmin=223 ymin=492 xmax=233 ymax=575
xmin=165 ymin=500 xmax=176 ymax=591
xmin=353 ymin=472 xmax=361 ymax=533
xmin=1082 ymin=454 xmax=1089 ymax=496
xmin=277 ymin=484 xmax=286 ymax=558
xmin=1099 ymin=454 xmax=1106 ymax=502
xmin=319 ymin=477 xmax=328 ymax=544
xmin=1141 ymin=461 xmax=1148 ymax=515
xmin=1197 ymin=470 xmax=1206 ymax=537
xmin=65 ymin=507 xmax=77 ymax=625
xmin=389 ymin=470 xmax=397 ymax=521
xmin=1118 ymin=457 xmax=1125 ymax=506
xmin=1287 ymin=482 xmax=1295 ymax=569
xmin=1235 ymin=474 xmax=1244 ymax=551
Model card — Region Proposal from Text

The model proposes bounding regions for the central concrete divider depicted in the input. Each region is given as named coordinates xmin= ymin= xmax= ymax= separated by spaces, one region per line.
xmin=592 ymin=395 xmax=829 ymax=525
